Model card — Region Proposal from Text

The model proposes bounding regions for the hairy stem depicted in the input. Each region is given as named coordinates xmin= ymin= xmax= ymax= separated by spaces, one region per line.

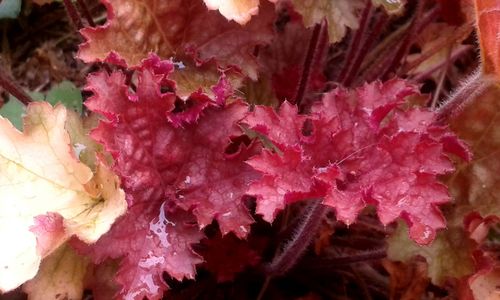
xmin=63 ymin=0 xmax=83 ymax=29
xmin=436 ymin=68 xmax=494 ymax=123
xmin=0 ymin=69 xmax=33 ymax=105
xmin=265 ymin=199 xmax=327 ymax=277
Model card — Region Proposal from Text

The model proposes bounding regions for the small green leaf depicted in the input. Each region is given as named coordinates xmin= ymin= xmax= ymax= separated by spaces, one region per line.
xmin=0 ymin=96 xmax=24 ymax=130
xmin=0 ymin=0 xmax=22 ymax=19
xmin=0 ymin=82 xmax=82 ymax=130
xmin=45 ymin=81 xmax=83 ymax=113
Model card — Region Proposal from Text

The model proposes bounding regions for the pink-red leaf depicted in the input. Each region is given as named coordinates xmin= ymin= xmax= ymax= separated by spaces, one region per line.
xmin=245 ymin=79 xmax=467 ymax=244
xmin=82 ymin=54 xmax=261 ymax=298
xmin=73 ymin=203 xmax=203 ymax=300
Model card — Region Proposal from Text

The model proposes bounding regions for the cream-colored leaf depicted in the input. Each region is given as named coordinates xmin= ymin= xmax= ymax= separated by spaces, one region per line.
xmin=0 ymin=102 xmax=126 ymax=293
xmin=290 ymin=0 xmax=363 ymax=43
xmin=204 ymin=0 xmax=260 ymax=24
xmin=23 ymin=244 xmax=88 ymax=300
xmin=65 ymin=110 xmax=102 ymax=170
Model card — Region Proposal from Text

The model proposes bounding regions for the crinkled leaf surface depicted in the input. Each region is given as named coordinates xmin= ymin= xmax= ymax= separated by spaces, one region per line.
xmin=74 ymin=203 xmax=203 ymax=300
xmin=86 ymin=55 xmax=258 ymax=237
xmin=0 ymin=103 xmax=126 ymax=292
xmin=245 ymin=79 xmax=467 ymax=244
xmin=78 ymin=0 xmax=276 ymax=79
xmin=82 ymin=55 xmax=259 ymax=298
xmin=23 ymin=244 xmax=88 ymax=300
xmin=288 ymin=0 xmax=363 ymax=43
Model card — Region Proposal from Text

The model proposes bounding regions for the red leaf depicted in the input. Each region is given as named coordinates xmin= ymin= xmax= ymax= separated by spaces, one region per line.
xmin=73 ymin=203 xmax=203 ymax=300
xmin=78 ymin=0 xmax=276 ymax=79
xmin=244 ymin=79 xmax=467 ymax=244
xmin=81 ymin=54 xmax=260 ymax=298
xmin=86 ymin=54 xmax=259 ymax=237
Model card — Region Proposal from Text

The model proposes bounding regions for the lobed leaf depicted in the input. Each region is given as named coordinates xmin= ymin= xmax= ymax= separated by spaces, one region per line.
xmin=245 ymin=79 xmax=467 ymax=244
xmin=0 ymin=103 xmax=126 ymax=292
xmin=78 ymin=0 xmax=276 ymax=80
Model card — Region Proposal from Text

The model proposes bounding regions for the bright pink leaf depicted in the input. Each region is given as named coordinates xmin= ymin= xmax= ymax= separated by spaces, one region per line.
xmin=244 ymin=79 xmax=468 ymax=244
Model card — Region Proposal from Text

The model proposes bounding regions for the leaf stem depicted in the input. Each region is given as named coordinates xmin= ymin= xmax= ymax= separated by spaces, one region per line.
xmin=345 ymin=13 xmax=388 ymax=87
xmin=265 ymin=199 xmax=327 ymax=277
xmin=380 ymin=0 xmax=426 ymax=79
xmin=294 ymin=21 xmax=328 ymax=112
xmin=76 ymin=0 xmax=96 ymax=27
xmin=431 ymin=45 xmax=453 ymax=108
xmin=63 ymin=0 xmax=84 ymax=30
xmin=338 ymin=0 xmax=373 ymax=84
xmin=0 ymin=68 xmax=33 ymax=105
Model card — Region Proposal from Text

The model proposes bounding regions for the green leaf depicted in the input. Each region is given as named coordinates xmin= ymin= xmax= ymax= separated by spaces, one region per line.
xmin=45 ymin=81 xmax=83 ymax=113
xmin=0 ymin=81 xmax=82 ymax=130
xmin=0 ymin=0 xmax=22 ymax=19
xmin=0 ymin=96 xmax=24 ymax=130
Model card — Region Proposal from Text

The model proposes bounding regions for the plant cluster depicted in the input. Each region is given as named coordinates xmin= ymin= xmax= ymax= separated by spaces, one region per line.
xmin=0 ymin=0 xmax=499 ymax=299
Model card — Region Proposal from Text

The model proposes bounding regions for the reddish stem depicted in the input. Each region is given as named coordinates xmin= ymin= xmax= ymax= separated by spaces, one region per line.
xmin=63 ymin=0 xmax=84 ymax=29
xmin=436 ymin=68 xmax=493 ymax=124
xmin=294 ymin=21 xmax=328 ymax=113
xmin=265 ymin=199 xmax=327 ymax=277
xmin=411 ymin=45 xmax=472 ymax=81
xmin=380 ymin=1 xmax=426 ymax=79
xmin=0 ymin=69 xmax=33 ymax=106
xmin=338 ymin=0 xmax=373 ymax=84
xmin=400 ymin=25 xmax=471 ymax=75
xmin=345 ymin=14 xmax=388 ymax=87
xmin=76 ymin=0 xmax=96 ymax=27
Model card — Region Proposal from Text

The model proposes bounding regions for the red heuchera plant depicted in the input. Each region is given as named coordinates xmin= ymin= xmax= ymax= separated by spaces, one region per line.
xmin=3 ymin=0 xmax=500 ymax=299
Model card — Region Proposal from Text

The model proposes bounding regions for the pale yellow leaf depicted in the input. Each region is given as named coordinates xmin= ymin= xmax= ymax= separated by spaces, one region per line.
xmin=0 ymin=102 xmax=126 ymax=293
xmin=23 ymin=244 xmax=88 ymax=300
xmin=204 ymin=0 xmax=260 ymax=24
